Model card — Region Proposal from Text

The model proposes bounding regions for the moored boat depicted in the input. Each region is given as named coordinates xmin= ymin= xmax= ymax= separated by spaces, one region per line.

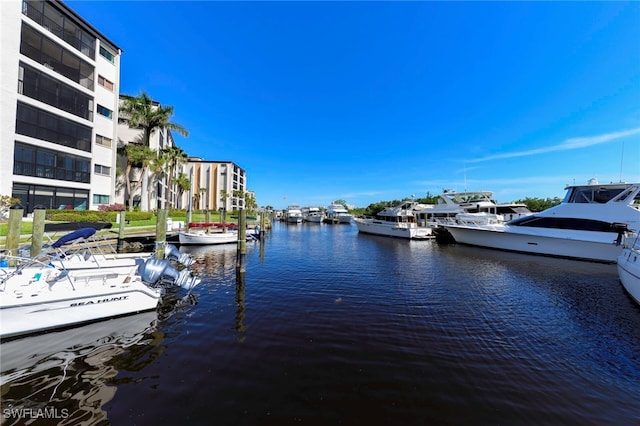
xmin=325 ymin=203 xmax=353 ymax=224
xmin=354 ymin=202 xmax=433 ymax=239
xmin=304 ymin=207 xmax=324 ymax=223
xmin=442 ymin=179 xmax=640 ymax=263
xmin=618 ymin=233 xmax=640 ymax=305
xmin=0 ymin=249 xmax=200 ymax=340
xmin=286 ymin=205 xmax=303 ymax=224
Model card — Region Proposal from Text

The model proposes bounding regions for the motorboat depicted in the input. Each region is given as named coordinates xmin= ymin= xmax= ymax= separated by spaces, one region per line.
xmin=325 ymin=203 xmax=353 ymax=224
xmin=442 ymin=179 xmax=640 ymax=263
xmin=44 ymin=227 xmax=194 ymax=270
xmin=179 ymin=226 xmax=238 ymax=245
xmin=618 ymin=233 xmax=640 ymax=305
xmin=0 ymin=246 xmax=200 ymax=339
xmin=415 ymin=189 xmax=530 ymax=227
xmin=1 ymin=228 xmax=199 ymax=339
xmin=178 ymin=222 xmax=259 ymax=245
xmin=354 ymin=202 xmax=433 ymax=239
xmin=286 ymin=205 xmax=303 ymax=224
xmin=304 ymin=207 xmax=324 ymax=223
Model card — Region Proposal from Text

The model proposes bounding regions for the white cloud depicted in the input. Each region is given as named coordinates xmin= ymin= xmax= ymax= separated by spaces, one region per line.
xmin=468 ymin=127 xmax=640 ymax=163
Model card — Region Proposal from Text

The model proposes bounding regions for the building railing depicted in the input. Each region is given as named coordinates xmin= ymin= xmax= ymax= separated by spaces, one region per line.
xmin=22 ymin=1 xmax=96 ymax=60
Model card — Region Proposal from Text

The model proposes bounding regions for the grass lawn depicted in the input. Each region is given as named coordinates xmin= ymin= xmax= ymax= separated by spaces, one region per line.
xmin=0 ymin=212 xmax=235 ymax=238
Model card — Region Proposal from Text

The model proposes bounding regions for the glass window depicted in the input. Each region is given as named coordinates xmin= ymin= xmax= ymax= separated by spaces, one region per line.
xmin=97 ymin=104 xmax=112 ymax=119
xmin=98 ymin=75 xmax=114 ymax=91
xmin=93 ymin=194 xmax=109 ymax=204
xmin=99 ymin=45 xmax=115 ymax=63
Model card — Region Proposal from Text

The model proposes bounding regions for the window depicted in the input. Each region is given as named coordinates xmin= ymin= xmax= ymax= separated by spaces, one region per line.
xmin=16 ymin=102 xmax=92 ymax=151
xmin=18 ymin=62 xmax=94 ymax=121
xmin=99 ymin=45 xmax=115 ymax=63
xmin=94 ymin=164 xmax=111 ymax=175
xmin=13 ymin=142 xmax=90 ymax=183
xmin=93 ymin=194 xmax=109 ymax=204
xmin=20 ymin=23 xmax=95 ymax=90
xmin=12 ymin=183 xmax=89 ymax=212
xmin=97 ymin=104 xmax=112 ymax=119
xmin=98 ymin=75 xmax=114 ymax=92
xmin=95 ymin=134 xmax=112 ymax=148
xmin=22 ymin=0 xmax=96 ymax=59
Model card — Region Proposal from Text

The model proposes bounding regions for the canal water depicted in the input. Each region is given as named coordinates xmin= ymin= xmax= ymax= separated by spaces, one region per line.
xmin=1 ymin=221 xmax=639 ymax=425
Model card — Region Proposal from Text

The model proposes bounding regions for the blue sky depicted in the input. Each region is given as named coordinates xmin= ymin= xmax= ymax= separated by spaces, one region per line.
xmin=68 ymin=1 xmax=640 ymax=209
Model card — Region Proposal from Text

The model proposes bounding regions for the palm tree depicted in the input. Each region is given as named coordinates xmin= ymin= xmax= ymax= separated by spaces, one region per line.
xmin=175 ymin=172 xmax=191 ymax=209
xmin=161 ymin=145 xmax=188 ymax=209
xmin=119 ymin=92 xmax=188 ymax=211
xmin=117 ymin=141 xmax=153 ymax=211
xmin=148 ymin=153 xmax=167 ymax=210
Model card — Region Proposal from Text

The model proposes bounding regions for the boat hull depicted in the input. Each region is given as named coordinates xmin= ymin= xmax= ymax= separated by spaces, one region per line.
xmin=354 ymin=219 xmax=432 ymax=239
xmin=444 ymin=224 xmax=624 ymax=263
xmin=618 ymin=247 xmax=640 ymax=305
xmin=338 ymin=215 xmax=353 ymax=224
xmin=1 ymin=282 xmax=161 ymax=340
xmin=178 ymin=231 xmax=238 ymax=245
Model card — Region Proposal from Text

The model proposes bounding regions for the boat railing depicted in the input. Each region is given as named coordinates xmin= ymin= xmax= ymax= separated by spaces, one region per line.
xmin=0 ymin=252 xmax=74 ymax=290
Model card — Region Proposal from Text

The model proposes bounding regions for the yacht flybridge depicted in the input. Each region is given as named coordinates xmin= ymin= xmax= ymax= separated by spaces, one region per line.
xmin=442 ymin=179 xmax=640 ymax=263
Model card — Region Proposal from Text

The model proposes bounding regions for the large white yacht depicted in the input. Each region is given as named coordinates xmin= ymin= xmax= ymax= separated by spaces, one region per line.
xmin=303 ymin=207 xmax=324 ymax=223
xmin=354 ymin=202 xmax=433 ymax=239
xmin=286 ymin=205 xmax=303 ymax=224
xmin=618 ymin=233 xmax=640 ymax=305
xmin=325 ymin=203 xmax=353 ymax=224
xmin=415 ymin=190 xmax=530 ymax=227
xmin=442 ymin=179 xmax=640 ymax=263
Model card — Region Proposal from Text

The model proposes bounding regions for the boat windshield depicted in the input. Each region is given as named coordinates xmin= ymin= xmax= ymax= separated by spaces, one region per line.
xmin=564 ymin=186 xmax=627 ymax=204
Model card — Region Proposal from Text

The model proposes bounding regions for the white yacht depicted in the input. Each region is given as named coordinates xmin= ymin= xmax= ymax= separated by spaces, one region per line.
xmin=618 ymin=233 xmax=640 ymax=305
xmin=354 ymin=202 xmax=433 ymax=239
xmin=286 ymin=205 xmax=303 ymax=224
xmin=325 ymin=203 xmax=353 ymax=224
xmin=303 ymin=207 xmax=324 ymax=223
xmin=416 ymin=190 xmax=531 ymax=227
xmin=442 ymin=179 xmax=640 ymax=263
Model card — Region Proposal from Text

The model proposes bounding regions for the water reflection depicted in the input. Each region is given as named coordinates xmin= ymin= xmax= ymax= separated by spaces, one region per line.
xmin=0 ymin=312 xmax=159 ymax=425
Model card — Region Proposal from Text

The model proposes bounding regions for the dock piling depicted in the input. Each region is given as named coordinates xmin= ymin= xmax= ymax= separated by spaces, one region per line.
xmin=237 ymin=209 xmax=247 ymax=272
xmin=5 ymin=205 xmax=23 ymax=266
xmin=30 ymin=207 xmax=46 ymax=257
xmin=117 ymin=210 xmax=126 ymax=253
xmin=156 ymin=209 xmax=168 ymax=259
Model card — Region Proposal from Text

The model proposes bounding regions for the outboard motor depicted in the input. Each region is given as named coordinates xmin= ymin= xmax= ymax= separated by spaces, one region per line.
xmin=164 ymin=244 xmax=195 ymax=267
xmin=138 ymin=258 xmax=201 ymax=291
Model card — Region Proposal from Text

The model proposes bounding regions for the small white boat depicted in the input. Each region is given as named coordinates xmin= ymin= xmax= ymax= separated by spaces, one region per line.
xmin=618 ymin=233 xmax=640 ymax=305
xmin=0 ymin=250 xmax=199 ymax=339
xmin=0 ymin=228 xmax=200 ymax=339
xmin=325 ymin=203 xmax=353 ymax=224
xmin=179 ymin=229 xmax=238 ymax=245
xmin=286 ymin=205 xmax=303 ymax=224
xmin=443 ymin=179 xmax=640 ymax=263
xmin=354 ymin=202 xmax=433 ymax=239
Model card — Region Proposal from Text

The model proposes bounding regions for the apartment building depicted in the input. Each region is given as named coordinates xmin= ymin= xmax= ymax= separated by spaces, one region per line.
xmin=0 ymin=0 xmax=121 ymax=213
xmin=185 ymin=158 xmax=248 ymax=212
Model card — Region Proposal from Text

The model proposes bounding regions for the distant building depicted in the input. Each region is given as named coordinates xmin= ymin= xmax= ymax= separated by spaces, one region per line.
xmin=0 ymin=0 xmax=121 ymax=213
xmin=184 ymin=158 xmax=248 ymax=212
